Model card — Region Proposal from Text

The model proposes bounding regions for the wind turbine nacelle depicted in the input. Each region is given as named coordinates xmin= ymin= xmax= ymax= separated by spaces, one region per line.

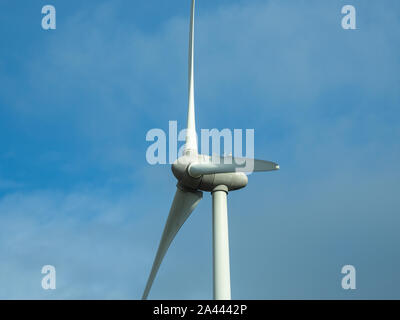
xmin=172 ymin=155 xmax=248 ymax=192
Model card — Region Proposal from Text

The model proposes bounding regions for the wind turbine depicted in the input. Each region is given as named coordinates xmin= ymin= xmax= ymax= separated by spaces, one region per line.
xmin=142 ymin=0 xmax=279 ymax=300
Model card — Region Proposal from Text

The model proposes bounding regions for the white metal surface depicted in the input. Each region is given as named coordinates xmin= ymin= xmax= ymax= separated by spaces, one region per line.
xmin=142 ymin=187 xmax=202 ymax=299
xmin=212 ymin=185 xmax=231 ymax=300
xmin=185 ymin=0 xmax=198 ymax=155
xmin=188 ymin=156 xmax=279 ymax=177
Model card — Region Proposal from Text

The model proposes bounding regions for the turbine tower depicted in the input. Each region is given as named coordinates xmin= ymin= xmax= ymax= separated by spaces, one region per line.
xmin=142 ymin=0 xmax=279 ymax=300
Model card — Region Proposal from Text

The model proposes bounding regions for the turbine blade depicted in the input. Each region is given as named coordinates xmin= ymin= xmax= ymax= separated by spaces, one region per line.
xmin=188 ymin=156 xmax=280 ymax=177
xmin=142 ymin=186 xmax=202 ymax=299
xmin=184 ymin=0 xmax=198 ymax=155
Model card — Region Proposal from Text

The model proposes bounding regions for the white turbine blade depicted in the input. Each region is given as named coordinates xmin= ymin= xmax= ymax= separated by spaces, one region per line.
xmin=188 ymin=156 xmax=279 ymax=177
xmin=142 ymin=186 xmax=202 ymax=299
xmin=184 ymin=0 xmax=198 ymax=155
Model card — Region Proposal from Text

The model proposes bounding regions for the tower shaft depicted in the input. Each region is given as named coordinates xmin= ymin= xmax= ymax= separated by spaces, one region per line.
xmin=212 ymin=185 xmax=231 ymax=300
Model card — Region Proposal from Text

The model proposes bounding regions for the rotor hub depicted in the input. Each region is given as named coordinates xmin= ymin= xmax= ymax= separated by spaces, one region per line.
xmin=171 ymin=155 xmax=248 ymax=192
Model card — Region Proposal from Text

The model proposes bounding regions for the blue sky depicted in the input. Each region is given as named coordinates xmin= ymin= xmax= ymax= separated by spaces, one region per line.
xmin=0 ymin=0 xmax=399 ymax=299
